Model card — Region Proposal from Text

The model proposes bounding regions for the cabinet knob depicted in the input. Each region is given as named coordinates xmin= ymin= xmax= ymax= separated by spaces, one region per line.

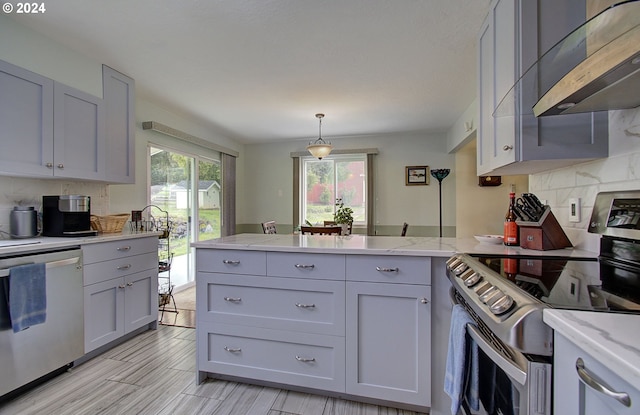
xmin=118 ymin=285 xmax=126 ymax=289
xmin=46 ymin=162 xmax=53 ymax=168
xmin=502 ymin=145 xmax=513 ymax=151
xmin=420 ymin=298 xmax=429 ymax=304
xmin=57 ymin=163 xmax=64 ymax=169
xmin=127 ymin=282 xmax=134 ymax=287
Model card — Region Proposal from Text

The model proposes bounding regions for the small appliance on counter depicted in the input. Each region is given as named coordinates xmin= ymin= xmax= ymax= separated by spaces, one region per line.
xmin=9 ymin=206 xmax=38 ymax=239
xmin=42 ymin=195 xmax=97 ymax=237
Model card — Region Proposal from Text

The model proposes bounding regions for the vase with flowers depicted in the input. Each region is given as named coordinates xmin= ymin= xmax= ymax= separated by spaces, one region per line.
xmin=334 ymin=198 xmax=354 ymax=235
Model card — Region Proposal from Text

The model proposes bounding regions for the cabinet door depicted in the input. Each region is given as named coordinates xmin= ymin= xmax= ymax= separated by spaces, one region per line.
xmin=103 ymin=65 xmax=135 ymax=184
xmin=84 ymin=277 xmax=125 ymax=352
xmin=124 ymin=270 xmax=158 ymax=333
xmin=554 ymin=334 xmax=639 ymax=415
xmin=492 ymin=0 xmax=518 ymax=169
xmin=477 ymin=15 xmax=494 ymax=176
xmin=0 ymin=59 xmax=54 ymax=177
xmin=346 ymin=282 xmax=431 ymax=408
xmin=53 ymin=82 xmax=105 ymax=180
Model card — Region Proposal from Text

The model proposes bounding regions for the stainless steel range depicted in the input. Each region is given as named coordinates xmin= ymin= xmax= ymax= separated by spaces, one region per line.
xmin=445 ymin=190 xmax=640 ymax=415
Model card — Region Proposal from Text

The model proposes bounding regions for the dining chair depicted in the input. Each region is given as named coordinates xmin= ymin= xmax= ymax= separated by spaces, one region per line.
xmin=401 ymin=222 xmax=408 ymax=236
xmin=324 ymin=220 xmax=352 ymax=234
xmin=300 ymin=225 xmax=341 ymax=235
xmin=261 ymin=220 xmax=277 ymax=234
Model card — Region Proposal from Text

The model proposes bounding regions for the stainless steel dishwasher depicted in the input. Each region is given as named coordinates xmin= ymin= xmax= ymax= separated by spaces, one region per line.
xmin=0 ymin=247 xmax=84 ymax=399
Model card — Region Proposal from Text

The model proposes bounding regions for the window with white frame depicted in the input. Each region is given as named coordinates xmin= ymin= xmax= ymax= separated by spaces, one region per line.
xmin=300 ymin=154 xmax=367 ymax=225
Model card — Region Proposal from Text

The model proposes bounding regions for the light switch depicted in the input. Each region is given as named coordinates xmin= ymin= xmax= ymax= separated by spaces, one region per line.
xmin=569 ymin=198 xmax=580 ymax=222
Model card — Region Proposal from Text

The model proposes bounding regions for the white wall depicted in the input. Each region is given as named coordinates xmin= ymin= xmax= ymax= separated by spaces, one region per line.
xmin=0 ymin=14 xmax=243 ymax=232
xmin=530 ymin=108 xmax=640 ymax=252
xmin=242 ymin=131 xmax=456 ymax=235
xmin=454 ymin=140 xmax=529 ymax=238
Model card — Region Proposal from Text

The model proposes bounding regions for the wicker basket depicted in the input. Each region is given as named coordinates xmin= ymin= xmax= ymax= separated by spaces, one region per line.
xmin=90 ymin=213 xmax=130 ymax=233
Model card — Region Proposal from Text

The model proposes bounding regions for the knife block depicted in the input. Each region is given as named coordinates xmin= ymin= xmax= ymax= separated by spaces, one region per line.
xmin=516 ymin=207 xmax=572 ymax=250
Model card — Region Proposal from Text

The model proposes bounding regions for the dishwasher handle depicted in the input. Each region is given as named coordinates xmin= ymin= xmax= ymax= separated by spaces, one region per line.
xmin=0 ymin=256 xmax=81 ymax=278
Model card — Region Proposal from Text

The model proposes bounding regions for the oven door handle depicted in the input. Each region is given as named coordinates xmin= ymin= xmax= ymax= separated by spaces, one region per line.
xmin=0 ymin=256 xmax=81 ymax=278
xmin=466 ymin=324 xmax=528 ymax=386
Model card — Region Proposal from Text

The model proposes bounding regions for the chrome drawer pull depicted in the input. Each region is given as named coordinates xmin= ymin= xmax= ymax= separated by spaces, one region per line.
xmin=117 ymin=264 xmax=132 ymax=271
xmin=224 ymin=297 xmax=242 ymax=302
xmin=224 ymin=346 xmax=242 ymax=353
xmin=576 ymin=358 xmax=631 ymax=407
xmin=295 ymin=264 xmax=315 ymax=269
xmin=295 ymin=356 xmax=316 ymax=363
xmin=295 ymin=303 xmax=316 ymax=308
xmin=376 ymin=266 xmax=399 ymax=273
xmin=116 ymin=246 xmax=131 ymax=252
xmin=222 ymin=260 xmax=240 ymax=265
xmin=420 ymin=298 xmax=429 ymax=304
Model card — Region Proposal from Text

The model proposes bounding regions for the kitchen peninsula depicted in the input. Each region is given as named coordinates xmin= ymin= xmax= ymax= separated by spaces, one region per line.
xmin=192 ymin=234 xmax=596 ymax=413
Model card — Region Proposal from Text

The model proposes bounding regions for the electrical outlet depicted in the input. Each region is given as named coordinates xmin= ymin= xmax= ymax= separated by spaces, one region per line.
xmin=569 ymin=198 xmax=581 ymax=222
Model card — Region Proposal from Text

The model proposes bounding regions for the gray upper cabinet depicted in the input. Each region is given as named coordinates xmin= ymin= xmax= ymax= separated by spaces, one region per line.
xmin=0 ymin=59 xmax=54 ymax=177
xmin=103 ymin=65 xmax=135 ymax=184
xmin=0 ymin=58 xmax=106 ymax=180
xmin=477 ymin=0 xmax=608 ymax=176
xmin=53 ymin=82 xmax=106 ymax=180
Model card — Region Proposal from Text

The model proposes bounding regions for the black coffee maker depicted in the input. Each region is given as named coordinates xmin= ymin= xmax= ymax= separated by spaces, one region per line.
xmin=42 ymin=195 xmax=97 ymax=237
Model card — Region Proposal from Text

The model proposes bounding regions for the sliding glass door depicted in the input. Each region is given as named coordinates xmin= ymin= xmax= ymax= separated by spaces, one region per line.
xmin=149 ymin=146 xmax=221 ymax=289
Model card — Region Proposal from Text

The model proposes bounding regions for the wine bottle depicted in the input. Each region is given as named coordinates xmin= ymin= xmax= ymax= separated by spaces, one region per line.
xmin=504 ymin=192 xmax=519 ymax=246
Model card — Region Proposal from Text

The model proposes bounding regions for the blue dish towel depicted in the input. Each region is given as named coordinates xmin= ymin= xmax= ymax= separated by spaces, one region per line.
xmin=445 ymin=304 xmax=479 ymax=415
xmin=9 ymin=263 xmax=47 ymax=333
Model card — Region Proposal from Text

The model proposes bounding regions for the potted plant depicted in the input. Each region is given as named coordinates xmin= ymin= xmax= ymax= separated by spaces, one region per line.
xmin=334 ymin=198 xmax=354 ymax=235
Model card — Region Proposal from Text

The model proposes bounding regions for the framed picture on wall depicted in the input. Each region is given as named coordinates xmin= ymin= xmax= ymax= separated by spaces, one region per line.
xmin=405 ymin=165 xmax=429 ymax=185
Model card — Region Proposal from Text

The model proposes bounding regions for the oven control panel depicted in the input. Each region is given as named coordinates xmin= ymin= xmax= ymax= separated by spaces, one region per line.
xmin=446 ymin=254 xmax=553 ymax=356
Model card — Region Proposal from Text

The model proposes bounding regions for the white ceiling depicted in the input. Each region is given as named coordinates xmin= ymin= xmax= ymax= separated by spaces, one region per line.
xmin=10 ymin=0 xmax=491 ymax=144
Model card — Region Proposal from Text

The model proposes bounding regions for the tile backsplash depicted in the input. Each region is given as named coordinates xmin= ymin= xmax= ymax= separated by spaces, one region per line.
xmin=529 ymin=108 xmax=640 ymax=252
xmin=0 ymin=176 xmax=108 ymax=238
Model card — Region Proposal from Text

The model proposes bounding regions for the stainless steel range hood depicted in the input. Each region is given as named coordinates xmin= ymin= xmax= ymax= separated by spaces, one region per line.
xmin=494 ymin=0 xmax=640 ymax=118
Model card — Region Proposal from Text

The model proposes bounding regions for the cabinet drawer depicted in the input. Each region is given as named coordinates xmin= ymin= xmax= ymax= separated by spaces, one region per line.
xmin=346 ymin=255 xmax=430 ymax=285
xmin=197 ymin=274 xmax=345 ymax=336
xmin=267 ymin=252 xmax=345 ymax=280
xmin=82 ymin=237 xmax=158 ymax=264
xmin=198 ymin=322 xmax=345 ymax=393
xmin=197 ymin=249 xmax=266 ymax=275
xmin=84 ymin=252 xmax=158 ymax=286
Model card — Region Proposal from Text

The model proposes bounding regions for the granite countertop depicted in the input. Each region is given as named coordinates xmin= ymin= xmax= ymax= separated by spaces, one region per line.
xmin=0 ymin=231 xmax=161 ymax=257
xmin=544 ymin=309 xmax=640 ymax=390
xmin=192 ymin=233 xmax=598 ymax=258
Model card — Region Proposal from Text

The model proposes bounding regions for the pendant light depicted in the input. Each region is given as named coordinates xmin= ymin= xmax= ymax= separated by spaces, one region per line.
xmin=306 ymin=113 xmax=333 ymax=159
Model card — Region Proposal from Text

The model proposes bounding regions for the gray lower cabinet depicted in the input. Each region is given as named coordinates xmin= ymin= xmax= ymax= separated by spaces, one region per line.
xmin=196 ymin=248 xmax=432 ymax=411
xmin=346 ymin=282 xmax=431 ymax=407
xmin=554 ymin=333 xmax=639 ymax=415
xmin=83 ymin=237 xmax=159 ymax=353
xmin=103 ymin=65 xmax=135 ymax=184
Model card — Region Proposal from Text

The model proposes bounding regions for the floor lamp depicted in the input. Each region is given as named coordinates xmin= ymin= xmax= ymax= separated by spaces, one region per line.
xmin=430 ymin=169 xmax=450 ymax=237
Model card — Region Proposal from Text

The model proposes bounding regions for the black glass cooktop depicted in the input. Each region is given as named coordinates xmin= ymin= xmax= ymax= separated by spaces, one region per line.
xmin=470 ymin=254 xmax=640 ymax=313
